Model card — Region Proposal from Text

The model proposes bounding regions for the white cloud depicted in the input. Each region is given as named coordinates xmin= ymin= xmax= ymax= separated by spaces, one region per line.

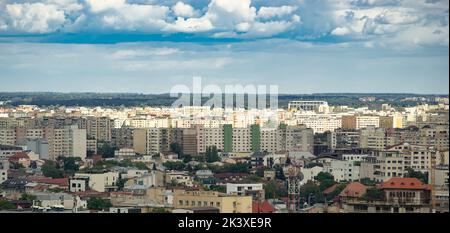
xmin=85 ymin=0 xmax=125 ymax=13
xmin=331 ymin=26 xmax=351 ymax=35
xmin=257 ymin=6 xmax=298 ymax=19
xmin=164 ymin=17 xmax=213 ymax=33
xmin=172 ymin=1 xmax=197 ymax=18
xmin=5 ymin=3 xmax=66 ymax=33
xmin=112 ymin=48 xmax=180 ymax=59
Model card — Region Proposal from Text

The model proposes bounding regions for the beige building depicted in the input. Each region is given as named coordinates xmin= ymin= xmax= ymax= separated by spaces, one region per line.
xmin=173 ymin=190 xmax=252 ymax=213
xmin=359 ymin=127 xmax=398 ymax=150
xmin=72 ymin=172 xmax=119 ymax=192
xmin=46 ymin=125 xmax=87 ymax=160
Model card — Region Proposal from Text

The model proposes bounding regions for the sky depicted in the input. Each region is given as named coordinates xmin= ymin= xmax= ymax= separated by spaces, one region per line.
xmin=0 ymin=0 xmax=448 ymax=94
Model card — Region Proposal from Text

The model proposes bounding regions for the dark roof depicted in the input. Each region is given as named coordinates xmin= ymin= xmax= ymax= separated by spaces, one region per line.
xmin=1 ymin=179 xmax=28 ymax=189
xmin=0 ymin=145 xmax=22 ymax=150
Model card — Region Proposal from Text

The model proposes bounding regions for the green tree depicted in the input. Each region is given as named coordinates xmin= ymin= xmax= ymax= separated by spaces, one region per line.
xmin=264 ymin=181 xmax=277 ymax=199
xmin=87 ymin=198 xmax=112 ymax=211
xmin=0 ymin=200 xmax=15 ymax=210
xmin=98 ymin=143 xmax=117 ymax=158
xmin=209 ymin=185 xmax=226 ymax=193
xmin=116 ymin=177 xmax=127 ymax=191
xmin=58 ymin=157 xmax=81 ymax=175
xmin=359 ymin=178 xmax=377 ymax=186
xmin=362 ymin=188 xmax=384 ymax=201
xmin=300 ymin=181 xmax=324 ymax=206
xmin=325 ymin=183 xmax=347 ymax=200
xmin=205 ymin=146 xmax=219 ymax=163
xmin=314 ymin=172 xmax=334 ymax=182
xmin=183 ymin=154 xmax=192 ymax=163
xmin=42 ymin=160 xmax=64 ymax=178
xmin=163 ymin=161 xmax=186 ymax=171
xmin=405 ymin=167 xmax=428 ymax=184
xmin=19 ymin=193 xmax=37 ymax=202
xmin=170 ymin=143 xmax=183 ymax=158
xmin=319 ymin=179 xmax=336 ymax=192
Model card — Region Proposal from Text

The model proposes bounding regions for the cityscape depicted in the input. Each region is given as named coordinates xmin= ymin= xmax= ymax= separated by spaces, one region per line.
xmin=0 ymin=0 xmax=449 ymax=218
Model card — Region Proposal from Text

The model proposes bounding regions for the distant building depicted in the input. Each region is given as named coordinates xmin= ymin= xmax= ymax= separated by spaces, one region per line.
xmin=173 ymin=190 xmax=253 ymax=213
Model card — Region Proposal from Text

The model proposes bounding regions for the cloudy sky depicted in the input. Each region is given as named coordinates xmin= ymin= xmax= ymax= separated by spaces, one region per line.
xmin=0 ymin=0 xmax=448 ymax=94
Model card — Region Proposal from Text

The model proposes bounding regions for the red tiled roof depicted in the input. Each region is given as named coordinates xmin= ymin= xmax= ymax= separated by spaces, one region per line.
xmin=252 ymin=200 xmax=275 ymax=213
xmin=323 ymin=184 xmax=338 ymax=195
xmin=339 ymin=182 xmax=367 ymax=198
xmin=8 ymin=152 xmax=30 ymax=162
xmin=379 ymin=177 xmax=431 ymax=190
xmin=28 ymin=178 xmax=69 ymax=186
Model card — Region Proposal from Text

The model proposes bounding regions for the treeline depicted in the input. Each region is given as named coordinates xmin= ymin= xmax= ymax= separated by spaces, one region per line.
xmin=1 ymin=92 xmax=445 ymax=108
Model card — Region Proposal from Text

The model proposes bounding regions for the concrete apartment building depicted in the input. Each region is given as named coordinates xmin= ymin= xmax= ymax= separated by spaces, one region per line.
xmin=359 ymin=127 xmax=398 ymax=150
xmin=329 ymin=128 xmax=360 ymax=149
xmin=173 ymin=190 xmax=253 ymax=213
xmin=78 ymin=117 xmax=114 ymax=142
xmin=111 ymin=128 xmax=134 ymax=149
xmin=46 ymin=125 xmax=87 ymax=161
xmin=0 ymin=128 xmax=15 ymax=145
xmin=342 ymin=115 xmax=380 ymax=129
xmin=360 ymin=150 xmax=405 ymax=182
xmin=387 ymin=143 xmax=437 ymax=173
xmin=294 ymin=114 xmax=342 ymax=133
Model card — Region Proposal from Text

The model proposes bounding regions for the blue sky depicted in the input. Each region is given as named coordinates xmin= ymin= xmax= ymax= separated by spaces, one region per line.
xmin=0 ymin=0 xmax=448 ymax=94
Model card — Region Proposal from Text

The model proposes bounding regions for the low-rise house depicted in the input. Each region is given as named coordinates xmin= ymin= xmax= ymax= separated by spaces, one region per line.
xmin=70 ymin=172 xmax=119 ymax=193
xmin=340 ymin=178 xmax=432 ymax=213
xmin=214 ymin=173 xmax=249 ymax=185
xmin=165 ymin=171 xmax=193 ymax=187
xmin=27 ymin=177 xmax=69 ymax=191
xmin=226 ymin=183 xmax=264 ymax=200
xmin=173 ymin=190 xmax=252 ymax=213
xmin=8 ymin=152 xmax=30 ymax=168
xmin=1 ymin=178 xmax=27 ymax=200
xmin=125 ymin=170 xmax=165 ymax=188
xmin=263 ymin=170 xmax=276 ymax=181
xmin=195 ymin=170 xmax=213 ymax=179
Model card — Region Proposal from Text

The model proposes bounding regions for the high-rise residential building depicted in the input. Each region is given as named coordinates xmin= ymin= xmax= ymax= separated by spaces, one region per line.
xmin=46 ymin=125 xmax=86 ymax=160
xmin=294 ymin=114 xmax=342 ymax=133
xmin=342 ymin=115 xmax=380 ymax=129
xmin=282 ymin=125 xmax=314 ymax=153
xmin=133 ymin=128 xmax=170 ymax=156
xmin=329 ymin=128 xmax=360 ymax=149
xmin=111 ymin=128 xmax=134 ymax=148
xmin=0 ymin=128 xmax=15 ymax=145
xmin=79 ymin=117 xmax=113 ymax=142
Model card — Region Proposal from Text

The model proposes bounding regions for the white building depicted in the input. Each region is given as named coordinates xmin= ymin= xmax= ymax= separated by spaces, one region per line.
xmin=324 ymin=160 xmax=361 ymax=182
xmin=226 ymin=183 xmax=264 ymax=196
xmin=72 ymin=172 xmax=119 ymax=192
xmin=301 ymin=166 xmax=323 ymax=185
